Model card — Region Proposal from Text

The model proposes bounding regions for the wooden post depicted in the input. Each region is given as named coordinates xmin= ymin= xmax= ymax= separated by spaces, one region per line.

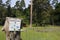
xmin=2 ymin=17 xmax=22 ymax=40
xmin=30 ymin=0 xmax=33 ymax=27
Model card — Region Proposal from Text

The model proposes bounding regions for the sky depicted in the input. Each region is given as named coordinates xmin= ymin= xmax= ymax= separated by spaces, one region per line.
xmin=2 ymin=0 xmax=60 ymax=8
xmin=58 ymin=0 xmax=60 ymax=2
xmin=2 ymin=0 xmax=30 ymax=8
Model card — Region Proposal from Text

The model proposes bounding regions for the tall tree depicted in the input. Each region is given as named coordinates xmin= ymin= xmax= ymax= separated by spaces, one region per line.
xmin=20 ymin=0 xmax=25 ymax=8
xmin=14 ymin=0 xmax=25 ymax=10
xmin=23 ymin=5 xmax=30 ymax=24
xmin=54 ymin=3 xmax=60 ymax=25
xmin=14 ymin=0 xmax=25 ymax=18
xmin=6 ymin=0 xmax=15 ymax=17
xmin=0 ymin=0 xmax=7 ymax=25
xmin=14 ymin=1 xmax=20 ymax=9
xmin=52 ymin=0 xmax=58 ymax=9
xmin=0 ymin=0 xmax=2 ymax=5
xmin=32 ymin=0 xmax=52 ymax=26
xmin=6 ymin=0 xmax=11 ymax=6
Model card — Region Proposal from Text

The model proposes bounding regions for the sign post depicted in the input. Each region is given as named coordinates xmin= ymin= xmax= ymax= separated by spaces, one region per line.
xmin=2 ymin=17 xmax=22 ymax=40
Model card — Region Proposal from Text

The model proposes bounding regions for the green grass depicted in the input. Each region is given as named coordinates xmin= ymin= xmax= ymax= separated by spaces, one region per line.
xmin=0 ymin=26 xmax=60 ymax=40
xmin=0 ymin=26 xmax=6 ymax=40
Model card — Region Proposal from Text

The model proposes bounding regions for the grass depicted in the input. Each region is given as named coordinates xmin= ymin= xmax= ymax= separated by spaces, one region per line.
xmin=0 ymin=26 xmax=60 ymax=40
xmin=0 ymin=26 xmax=6 ymax=40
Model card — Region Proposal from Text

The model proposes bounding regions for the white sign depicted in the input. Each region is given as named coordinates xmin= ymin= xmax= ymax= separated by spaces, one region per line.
xmin=9 ymin=18 xmax=21 ymax=31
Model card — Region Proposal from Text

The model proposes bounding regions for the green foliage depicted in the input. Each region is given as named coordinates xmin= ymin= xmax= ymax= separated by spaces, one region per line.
xmin=0 ymin=0 xmax=26 ymax=25
xmin=23 ymin=6 xmax=30 ymax=24
xmin=20 ymin=0 xmax=25 ymax=8
xmin=53 ymin=3 xmax=60 ymax=25
xmin=32 ymin=0 xmax=52 ymax=26
xmin=0 ymin=0 xmax=2 ymax=5
xmin=0 ymin=0 xmax=60 ymax=26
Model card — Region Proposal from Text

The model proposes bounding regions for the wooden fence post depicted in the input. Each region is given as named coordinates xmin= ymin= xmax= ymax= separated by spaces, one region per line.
xmin=2 ymin=17 xmax=22 ymax=40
